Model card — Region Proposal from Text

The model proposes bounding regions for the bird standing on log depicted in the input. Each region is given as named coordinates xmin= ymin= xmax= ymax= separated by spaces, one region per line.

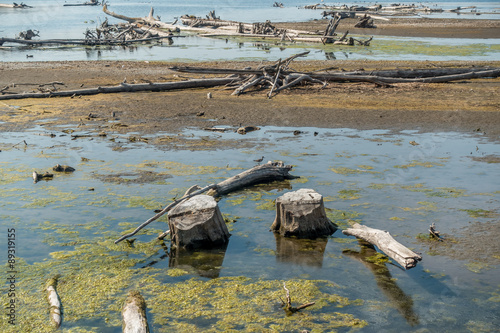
xmin=254 ymin=156 xmax=264 ymax=164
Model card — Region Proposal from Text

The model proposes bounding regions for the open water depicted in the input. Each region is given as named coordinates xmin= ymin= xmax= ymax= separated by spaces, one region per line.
xmin=1 ymin=0 xmax=499 ymax=61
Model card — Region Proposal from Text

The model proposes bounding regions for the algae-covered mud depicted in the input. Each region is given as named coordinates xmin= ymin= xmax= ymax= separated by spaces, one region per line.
xmin=1 ymin=125 xmax=499 ymax=332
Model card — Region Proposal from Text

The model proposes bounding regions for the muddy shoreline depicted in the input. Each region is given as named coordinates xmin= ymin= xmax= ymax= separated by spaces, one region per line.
xmin=1 ymin=59 xmax=499 ymax=142
xmin=1 ymin=17 xmax=499 ymax=140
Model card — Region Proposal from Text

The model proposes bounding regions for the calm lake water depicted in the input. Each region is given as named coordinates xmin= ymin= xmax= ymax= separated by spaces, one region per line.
xmin=0 ymin=122 xmax=499 ymax=331
xmin=1 ymin=0 xmax=499 ymax=62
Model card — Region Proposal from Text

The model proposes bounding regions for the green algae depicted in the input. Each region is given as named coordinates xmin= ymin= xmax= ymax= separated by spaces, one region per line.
xmin=21 ymin=186 xmax=78 ymax=208
xmin=145 ymin=277 xmax=367 ymax=332
xmin=256 ymin=199 xmax=276 ymax=211
xmin=329 ymin=166 xmax=379 ymax=175
xmin=389 ymin=217 xmax=405 ymax=221
xmin=394 ymin=161 xmax=445 ymax=169
xmin=465 ymin=261 xmax=491 ymax=274
xmin=127 ymin=160 xmax=233 ymax=177
xmin=426 ymin=187 xmax=467 ymax=198
xmin=460 ymin=209 xmax=497 ymax=219
xmin=400 ymin=201 xmax=438 ymax=214
xmin=0 ymin=162 xmax=31 ymax=185
xmin=338 ymin=189 xmax=361 ymax=200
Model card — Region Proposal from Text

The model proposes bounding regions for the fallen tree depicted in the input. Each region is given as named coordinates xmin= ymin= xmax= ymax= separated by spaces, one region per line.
xmin=342 ymin=223 xmax=422 ymax=269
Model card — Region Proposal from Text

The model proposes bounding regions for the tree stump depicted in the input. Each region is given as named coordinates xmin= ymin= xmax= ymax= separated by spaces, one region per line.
xmin=168 ymin=195 xmax=230 ymax=249
xmin=271 ymin=189 xmax=337 ymax=238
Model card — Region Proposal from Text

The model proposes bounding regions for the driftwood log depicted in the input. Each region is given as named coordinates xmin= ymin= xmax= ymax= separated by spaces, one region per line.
xmin=271 ymin=188 xmax=337 ymax=238
xmin=342 ymin=223 xmax=422 ymax=269
xmin=207 ymin=161 xmax=295 ymax=196
xmin=46 ymin=276 xmax=62 ymax=328
xmin=122 ymin=291 xmax=149 ymax=333
xmin=168 ymin=195 xmax=230 ymax=249
xmin=0 ymin=77 xmax=239 ymax=100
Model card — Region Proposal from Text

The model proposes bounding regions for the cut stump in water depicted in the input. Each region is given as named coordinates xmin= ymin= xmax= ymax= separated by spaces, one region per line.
xmin=168 ymin=194 xmax=230 ymax=249
xmin=271 ymin=188 xmax=337 ymax=238
xmin=342 ymin=223 xmax=422 ymax=269
xmin=122 ymin=290 xmax=149 ymax=333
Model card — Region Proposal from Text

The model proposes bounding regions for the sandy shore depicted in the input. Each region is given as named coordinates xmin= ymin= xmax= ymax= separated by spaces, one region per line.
xmin=1 ymin=18 xmax=499 ymax=141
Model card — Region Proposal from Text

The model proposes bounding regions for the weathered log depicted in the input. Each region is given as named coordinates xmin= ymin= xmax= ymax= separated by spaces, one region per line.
xmin=342 ymin=223 xmax=422 ymax=269
xmin=122 ymin=291 xmax=149 ymax=333
xmin=207 ymin=161 xmax=296 ymax=196
xmin=0 ymin=35 xmax=174 ymax=47
xmin=168 ymin=194 xmax=230 ymax=249
xmin=46 ymin=275 xmax=62 ymax=328
xmin=0 ymin=77 xmax=240 ymax=101
xmin=271 ymin=188 xmax=337 ymax=238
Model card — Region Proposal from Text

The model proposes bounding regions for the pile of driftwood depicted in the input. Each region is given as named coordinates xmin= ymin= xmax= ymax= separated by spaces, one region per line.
xmin=0 ymin=18 xmax=176 ymax=47
xmin=1 ymin=52 xmax=499 ymax=100
xmin=0 ymin=2 xmax=32 ymax=8
xmin=103 ymin=6 xmax=371 ymax=45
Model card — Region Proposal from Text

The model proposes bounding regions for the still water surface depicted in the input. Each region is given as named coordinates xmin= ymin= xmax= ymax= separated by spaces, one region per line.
xmin=0 ymin=123 xmax=499 ymax=331
xmin=1 ymin=0 xmax=499 ymax=62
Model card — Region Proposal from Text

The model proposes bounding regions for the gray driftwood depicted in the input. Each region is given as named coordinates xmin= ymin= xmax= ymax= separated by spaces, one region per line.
xmin=208 ymin=161 xmax=295 ymax=196
xmin=46 ymin=276 xmax=62 ymax=328
xmin=342 ymin=223 xmax=422 ymax=269
xmin=168 ymin=195 xmax=230 ymax=249
xmin=122 ymin=291 xmax=149 ymax=333
xmin=0 ymin=78 xmax=239 ymax=101
xmin=271 ymin=188 xmax=337 ymax=238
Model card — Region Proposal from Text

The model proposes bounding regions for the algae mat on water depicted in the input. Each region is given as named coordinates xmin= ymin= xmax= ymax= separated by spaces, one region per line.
xmin=1 ymin=221 xmax=366 ymax=333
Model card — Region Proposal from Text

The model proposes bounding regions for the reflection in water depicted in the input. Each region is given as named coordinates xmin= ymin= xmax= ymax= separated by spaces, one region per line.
xmin=274 ymin=233 xmax=328 ymax=268
xmin=343 ymin=240 xmax=419 ymax=326
xmin=169 ymin=243 xmax=228 ymax=279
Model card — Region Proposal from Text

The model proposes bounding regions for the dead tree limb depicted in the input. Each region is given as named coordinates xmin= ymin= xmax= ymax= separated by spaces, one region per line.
xmin=282 ymin=282 xmax=315 ymax=315
xmin=343 ymin=223 xmax=422 ymax=269
xmin=207 ymin=161 xmax=296 ymax=196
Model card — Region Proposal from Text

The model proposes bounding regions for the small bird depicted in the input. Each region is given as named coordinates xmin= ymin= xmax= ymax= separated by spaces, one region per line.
xmin=253 ymin=156 xmax=264 ymax=164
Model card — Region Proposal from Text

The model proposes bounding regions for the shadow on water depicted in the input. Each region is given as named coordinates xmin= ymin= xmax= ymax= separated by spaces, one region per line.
xmin=343 ymin=240 xmax=420 ymax=326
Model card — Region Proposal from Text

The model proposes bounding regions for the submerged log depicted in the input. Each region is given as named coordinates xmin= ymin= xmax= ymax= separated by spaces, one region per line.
xmin=208 ymin=161 xmax=296 ymax=196
xmin=168 ymin=195 xmax=230 ymax=249
xmin=342 ymin=223 xmax=422 ymax=269
xmin=271 ymin=188 xmax=337 ymax=238
xmin=122 ymin=291 xmax=149 ymax=333
xmin=46 ymin=275 xmax=62 ymax=328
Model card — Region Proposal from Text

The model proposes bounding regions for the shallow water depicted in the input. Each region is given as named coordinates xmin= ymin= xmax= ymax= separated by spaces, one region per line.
xmin=1 ymin=0 xmax=499 ymax=62
xmin=0 ymin=124 xmax=499 ymax=331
